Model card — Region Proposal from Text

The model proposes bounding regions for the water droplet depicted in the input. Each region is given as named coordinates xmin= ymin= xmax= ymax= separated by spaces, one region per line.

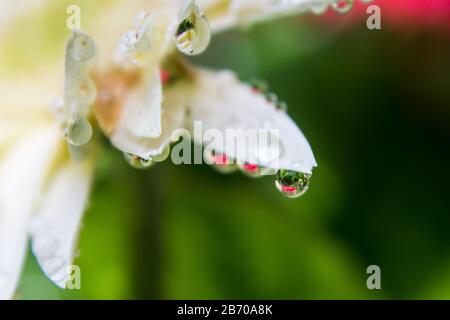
xmin=120 ymin=29 xmax=151 ymax=54
xmin=66 ymin=117 xmax=93 ymax=147
xmin=124 ymin=153 xmax=154 ymax=169
xmin=174 ymin=1 xmax=211 ymax=55
xmin=331 ymin=0 xmax=354 ymax=13
xmin=276 ymin=101 xmax=288 ymax=112
xmin=275 ymin=170 xmax=311 ymax=198
xmin=205 ymin=149 xmax=237 ymax=173
xmin=249 ymin=79 xmax=269 ymax=93
xmin=309 ymin=3 xmax=329 ymax=15
xmin=70 ymin=31 xmax=96 ymax=62
xmin=239 ymin=163 xmax=263 ymax=178
xmin=151 ymin=145 xmax=170 ymax=162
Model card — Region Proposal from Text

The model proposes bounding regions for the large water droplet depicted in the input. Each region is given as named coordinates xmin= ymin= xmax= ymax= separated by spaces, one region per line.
xmin=275 ymin=170 xmax=311 ymax=198
xmin=174 ymin=1 xmax=211 ymax=55
xmin=124 ymin=153 xmax=154 ymax=169
xmin=66 ymin=117 xmax=93 ymax=147
xmin=70 ymin=31 xmax=96 ymax=62
xmin=331 ymin=0 xmax=354 ymax=13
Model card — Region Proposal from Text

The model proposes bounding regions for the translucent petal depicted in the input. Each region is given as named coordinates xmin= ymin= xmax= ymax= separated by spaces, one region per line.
xmin=29 ymin=156 xmax=94 ymax=288
xmin=111 ymin=78 xmax=187 ymax=160
xmin=197 ymin=0 xmax=336 ymax=33
xmin=122 ymin=68 xmax=162 ymax=139
xmin=187 ymin=69 xmax=317 ymax=174
xmin=0 ymin=125 xmax=61 ymax=299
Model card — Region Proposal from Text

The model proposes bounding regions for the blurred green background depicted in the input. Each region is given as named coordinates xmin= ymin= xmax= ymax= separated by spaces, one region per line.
xmin=6 ymin=1 xmax=450 ymax=299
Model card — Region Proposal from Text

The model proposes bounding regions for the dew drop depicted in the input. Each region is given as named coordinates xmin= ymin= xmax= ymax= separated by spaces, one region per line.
xmin=276 ymin=101 xmax=288 ymax=112
xmin=331 ymin=0 xmax=354 ymax=13
xmin=151 ymin=145 xmax=171 ymax=162
xmin=174 ymin=0 xmax=211 ymax=56
xmin=238 ymin=163 xmax=263 ymax=178
xmin=70 ymin=31 xmax=96 ymax=62
xmin=275 ymin=170 xmax=311 ymax=198
xmin=66 ymin=117 xmax=93 ymax=147
xmin=205 ymin=149 xmax=237 ymax=174
xmin=309 ymin=3 xmax=329 ymax=15
xmin=124 ymin=153 xmax=154 ymax=169
xmin=120 ymin=29 xmax=151 ymax=54
xmin=249 ymin=79 xmax=269 ymax=93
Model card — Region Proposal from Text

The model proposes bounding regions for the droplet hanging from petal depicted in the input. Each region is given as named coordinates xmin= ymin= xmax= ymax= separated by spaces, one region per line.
xmin=275 ymin=170 xmax=311 ymax=198
xmin=205 ymin=149 xmax=237 ymax=174
xmin=174 ymin=0 xmax=211 ymax=56
xmin=239 ymin=163 xmax=263 ymax=178
xmin=66 ymin=117 xmax=93 ymax=147
xmin=331 ymin=0 xmax=354 ymax=14
xmin=70 ymin=31 xmax=96 ymax=62
xmin=64 ymin=30 xmax=97 ymax=148
xmin=151 ymin=145 xmax=171 ymax=163
xmin=123 ymin=153 xmax=154 ymax=169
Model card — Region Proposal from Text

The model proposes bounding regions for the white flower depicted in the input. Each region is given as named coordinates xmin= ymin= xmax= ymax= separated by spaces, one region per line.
xmin=0 ymin=0 xmax=345 ymax=299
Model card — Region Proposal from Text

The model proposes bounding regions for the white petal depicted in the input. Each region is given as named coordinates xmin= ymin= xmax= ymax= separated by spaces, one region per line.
xmin=198 ymin=0 xmax=334 ymax=33
xmin=118 ymin=67 xmax=162 ymax=139
xmin=111 ymin=80 xmax=187 ymax=159
xmin=0 ymin=125 xmax=61 ymax=300
xmin=187 ymin=68 xmax=317 ymax=173
xmin=29 ymin=156 xmax=94 ymax=289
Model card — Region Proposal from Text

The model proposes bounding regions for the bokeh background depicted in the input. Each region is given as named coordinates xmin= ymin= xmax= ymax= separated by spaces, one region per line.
xmin=1 ymin=0 xmax=450 ymax=299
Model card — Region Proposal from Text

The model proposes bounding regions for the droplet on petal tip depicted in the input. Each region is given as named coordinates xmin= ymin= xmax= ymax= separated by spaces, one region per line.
xmin=123 ymin=153 xmax=154 ymax=169
xmin=174 ymin=0 xmax=211 ymax=56
xmin=70 ymin=30 xmax=96 ymax=62
xmin=151 ymin=145 xmax=171 ymax=163
xmin=65 ymin=117 xmax=93 ymax=147
xmin=275 ymin=170 xmax=311 ymax=198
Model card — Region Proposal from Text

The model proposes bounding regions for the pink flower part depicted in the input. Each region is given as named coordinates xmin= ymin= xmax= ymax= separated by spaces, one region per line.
xmin=160 ymin=69 xmax=170 ymax=84
xmin=281 ymin=185 xmax=298 ymax=194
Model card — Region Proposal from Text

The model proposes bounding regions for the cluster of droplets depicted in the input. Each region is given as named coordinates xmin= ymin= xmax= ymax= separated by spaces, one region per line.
xmin=204 ymin=149 xmax=310 ymax=198
xmin=123 ymin=145 xmax=171 ymax=170
xmin=116 ymin=0 xmax=211 ymax=64
xmin=174 ymin=0 xmax=211 ymax=56
xmin=63 ymin=30 xmax=97 ymax=147
xmin=309 ymin=0 xmax=373 ymax=15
